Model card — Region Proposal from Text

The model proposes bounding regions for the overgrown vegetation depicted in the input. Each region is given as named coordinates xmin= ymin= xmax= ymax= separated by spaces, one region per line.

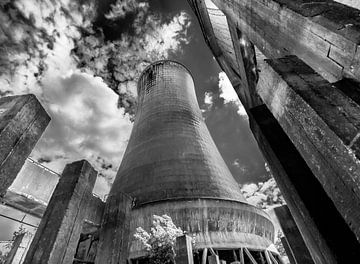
xmin=134 ymin=215 xmax=185 ymax=264
xmin=0 ymin=225 xmax=29 ymax=264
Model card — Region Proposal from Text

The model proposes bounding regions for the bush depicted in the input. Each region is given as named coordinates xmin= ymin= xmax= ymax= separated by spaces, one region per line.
xmin=134 ymin=215 xmax=184 ymax=264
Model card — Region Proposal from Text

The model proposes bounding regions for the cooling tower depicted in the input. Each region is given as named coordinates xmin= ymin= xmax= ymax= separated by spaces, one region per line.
xmin=109 ymin=60 xmax=275 ymax=259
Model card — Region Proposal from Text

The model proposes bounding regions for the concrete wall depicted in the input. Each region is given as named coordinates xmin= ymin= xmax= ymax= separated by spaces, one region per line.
xmin=128 ymin=199 xmax=274 ymax=259
xmin=9 ymin=159 xmax=59 ymax=205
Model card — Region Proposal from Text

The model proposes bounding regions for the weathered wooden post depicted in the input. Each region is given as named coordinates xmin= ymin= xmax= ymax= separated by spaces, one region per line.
xmin=0 ymin=94 xmax=50 ymax=197
xmin=274 ymin=205 xmax=314 ymax=264
xmin=23 ymin=160 xmax=97 ymax=264
xmin=175 ymin=235 xmax=194 ymax=264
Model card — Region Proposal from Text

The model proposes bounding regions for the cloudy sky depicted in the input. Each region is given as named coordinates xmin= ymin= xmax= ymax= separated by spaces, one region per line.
xmin=0 ymin=0 xmax=268 ymax=199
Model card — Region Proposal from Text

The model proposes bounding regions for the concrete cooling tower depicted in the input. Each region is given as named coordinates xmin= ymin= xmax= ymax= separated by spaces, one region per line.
xmin=108 ymin=60 xmax=276 ymax=262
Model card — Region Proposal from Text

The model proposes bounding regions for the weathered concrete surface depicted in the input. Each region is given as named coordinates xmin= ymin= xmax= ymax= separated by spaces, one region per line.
xmin=280 ymin=237 xmax=296 ymax=264
xmin=175 ymin=235 xmax=194 ymax=264
xmin=257 ymin=55 xmax=360 ymax=243
xmin=8 ymin=158 xmax=59 ymax=204
xmin=187 ymin=0 xmax=262 ymax=111
xmin=82 ymin=195 xmax=105 ymax=235
xmin=274 ymin=205 xmax=314 ymax=264
xmin=1 ymin=158 xmax=104 ymax=228
xmin=128 ymin=199 xmax=274 ymax=259
xmin=210 ymin=0 xmax=360 ymax=82
xmin=208 ymin=255 xmax=220 ymax=264
xmin=95 ymin=193 xmax=132 ymax=264
xmin=112 ymin=60 xmax=245 ymax=204
xmin=23 ymin=160 xmax=97 ymax=264
xmin=249 ymin=104 xmax=360 ymax=264
xmin=1 ymin=158 xmax=59 ymax=217
xmin=0 ymin=95 xmax=50 ymax=197
xmin=107 ymin=61 xmax=275 ymax=261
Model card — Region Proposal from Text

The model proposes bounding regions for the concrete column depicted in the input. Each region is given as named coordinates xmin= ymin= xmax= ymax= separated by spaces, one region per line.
xmin=5 ymin=232 xmax=34 ymax=264
xmin=208 ymin=255 xmax=220 ymax=264
xmin=175 ymin=235 xmax=193 ymax=264
xmin=274 ymin=205 xmax=314 ymax=264
xmin=95 ymin=193 xmax=132 ymax=264
xmin=281 ymin=237 xmax=296 ymax=264
xmin=211 ymin=0 xmax=360 ymax=82
xmin=0 ymin=94 xmax=50 ymax=197
xmin=23 ymin=160 xmax=97 ymax=264
xmin=248 ymin=104 xmax=360 ymax=264
xmin=5 ymin=233 xmax=25 ymax=264
xmin=256 ymin=55 xmax=360 ymax=243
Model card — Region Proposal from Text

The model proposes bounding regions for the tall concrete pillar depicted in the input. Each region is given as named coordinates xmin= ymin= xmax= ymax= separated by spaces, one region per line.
xmin=249 ymin=103 xmax=360 ymax=264
xmin=210 ymin=0 xmax=360 ymax=82
xmin=274 ymin=205 xmax=314 ymax=264
xmin=5 ymin=232 xmax=34 ymax=264
xmin=5 ymin=233 xmax=25 ymax=264
xmin=280 ymin=237 xmax=296 ymax=264
xmin=255 ymin=55 xmax=360 ymax=243
xmin=208 ymin=255 xmax=220 ymax=264
xmin=175 ymin=235 xmax=194 ymax=264
xmin=94 ymin=193 xmax=132 ymax=264
xmin=23 ymin=160 xmax=97 ymax=264
xmin=0 ymin=94 xmax=50 ymax=196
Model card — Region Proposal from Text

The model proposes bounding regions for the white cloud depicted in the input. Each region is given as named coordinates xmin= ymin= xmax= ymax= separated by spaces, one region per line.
xmin=144 ymin=11 xmax=191 ymax=56
xmin=105 ymin=0 xmax=140 ymax=20
xmin=204 ymin=92 xmax=213 ymax=105
xmin=73 ymin=7 xmax=191 ymax=117
xmin=218 ymin=72 xmax=247 ymax=116
xmin=0 ymin=0 xmax=192 ymax=198
xmin=31 ymin=71 xmax=133 ymax=197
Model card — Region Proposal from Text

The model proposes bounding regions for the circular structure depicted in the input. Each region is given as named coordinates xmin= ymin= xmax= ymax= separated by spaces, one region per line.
xmin=109 ymin=60 xmax=275 ymax=260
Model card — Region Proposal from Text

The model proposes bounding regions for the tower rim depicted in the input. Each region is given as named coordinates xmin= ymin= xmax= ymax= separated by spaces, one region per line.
xmin=139 ymin=60 xmax=193 ymax=80
xmin=137 ymin=60 xmax=195 ymax=95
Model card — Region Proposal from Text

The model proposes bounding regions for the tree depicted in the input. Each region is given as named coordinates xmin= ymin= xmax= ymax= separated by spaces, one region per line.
xmin=134 ymin=215 xmax=184 ymax=264
xmin=239 ymin=165 xmax=289 ymax=263
xmin=0 ymin=225 xmax=29 ymax=264
xmin=0 ymin=251 xmax=7 ymax=264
